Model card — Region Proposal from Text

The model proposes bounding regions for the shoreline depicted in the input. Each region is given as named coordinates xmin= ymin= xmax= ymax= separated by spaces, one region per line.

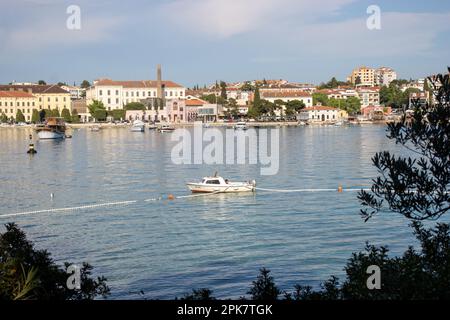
xmin=1 ymin=121 xmax=391 ymax=130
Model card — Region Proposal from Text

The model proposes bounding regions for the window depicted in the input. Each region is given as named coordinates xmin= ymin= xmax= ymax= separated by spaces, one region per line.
xmin=206 ymin=180 xmax=221 ymax=185
xmin=107 ymin=90 xmax=111 ymax=96
xmin=48 ymin=97 xmax=50 ymax=102
xmin=116 ymin=98 xmax=119 ymax=104
xmin=108 ymin=98 xmax=111 ymax=104
xmin=131 ymin=92 xmax=134 ymax=97
xmin=148 ymin=91 xmax=151 ymax=96
xmin=136 ymin=92 xmax=139 ymax=97
xmin=116 ymin=90 xmax=119 ymax=95
xmin=27 ymin=102 xmax=30 ymax=106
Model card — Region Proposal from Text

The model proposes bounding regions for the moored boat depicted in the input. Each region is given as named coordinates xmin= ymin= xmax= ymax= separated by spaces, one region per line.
xmin=131 ymin=120 xmax=145 ymax=132
xmin=234 ymin=121 xmax=248 ymax=130
xmin=187 ymin=174 xmax=256 ymax=193
xmin=159 ymin=124 xmax=175 ymax=132
xmin=35 ymin=117 xmax=66 ymax=139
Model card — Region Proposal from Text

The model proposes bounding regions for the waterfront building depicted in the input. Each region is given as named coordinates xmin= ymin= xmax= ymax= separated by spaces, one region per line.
xmin=347 ymin=66 xmax=376 ymax=86
xmin=409 ymin=91 xmax=429 ymax=108
xmin=260 ymin=91 xmax=313 ymax=107
xmin=61 ymin=85 xmax=85 ymax=100
xmin=87 ymin=80 xmax=186 ymax=111
xmin=375 ymin=67 xmax=397 ymax=86
xmin=0 ymin=91 xmax=38 ymax=122
xmin=356 ymin=87 xmax=380 ymax=108
xmin=0 ymin=84 xmax=70 ymax=115
xmin=298 ymin=106 xmax=341 ymax=122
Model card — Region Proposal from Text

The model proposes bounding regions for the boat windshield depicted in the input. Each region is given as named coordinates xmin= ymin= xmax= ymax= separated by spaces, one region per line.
xmin=205 ymin=179 xmax=221 ymax=184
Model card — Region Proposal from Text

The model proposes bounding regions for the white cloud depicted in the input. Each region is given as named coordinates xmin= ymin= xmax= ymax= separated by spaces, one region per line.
xmin=160 ymin=0 xmax=356 ymax=38
xmin=4 ymin=16 xmax=123 ymax=52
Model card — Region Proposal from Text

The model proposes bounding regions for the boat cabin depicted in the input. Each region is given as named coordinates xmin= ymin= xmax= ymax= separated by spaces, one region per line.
xmin=201 ymin=177 xmax=228 ymax=185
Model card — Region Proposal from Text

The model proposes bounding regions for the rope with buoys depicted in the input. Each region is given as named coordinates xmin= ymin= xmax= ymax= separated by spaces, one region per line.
xmin=0 ymin=191 xmax=228 ymax=219
xmin=0 ymin=186 xmax=375 ymax=219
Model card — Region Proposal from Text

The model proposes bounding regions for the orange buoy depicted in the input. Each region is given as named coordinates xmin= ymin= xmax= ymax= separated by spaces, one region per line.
xmin=167 ymin=194 xmax=175 ymax=200
xmin=338 ymin=185 xmax=343 ymax=193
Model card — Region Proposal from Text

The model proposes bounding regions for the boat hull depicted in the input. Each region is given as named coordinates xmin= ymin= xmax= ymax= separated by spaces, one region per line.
xmin=37 ymin=130 xmax=65 ymax=139
xmin=187 ymin=183 xmax=255 ymax=193
xmin=131 ymin=126 xmax=145 ymax=132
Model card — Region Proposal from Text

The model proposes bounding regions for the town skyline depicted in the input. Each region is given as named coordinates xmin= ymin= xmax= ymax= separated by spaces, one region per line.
xmin=1 ymin=0 xmax=449 ymax=87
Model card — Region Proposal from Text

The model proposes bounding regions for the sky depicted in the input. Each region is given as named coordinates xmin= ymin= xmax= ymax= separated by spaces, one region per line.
xmin=0 ymin=0 xmax=449 ymax=87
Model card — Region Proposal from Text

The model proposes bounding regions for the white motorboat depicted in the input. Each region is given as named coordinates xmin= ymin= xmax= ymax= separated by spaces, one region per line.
xmin=187 ymin=174 xmax=256 ymax=193
xmin=35 ymin=117 xmax=66 ymax=139
xmin=234 ymin=121 xmax=248 ymax=130
xmin=90 ymin=125 xmax=101 ymax=132
xmin=131 ymin=120 xmax=145 ymax=132
xmin=159 ymin=124 xmax=175 ymax=132
xmin=148 ymin=123 xmax=158 ymax=130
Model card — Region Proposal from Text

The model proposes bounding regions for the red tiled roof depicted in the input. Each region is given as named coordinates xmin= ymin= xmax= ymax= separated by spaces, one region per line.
xmin=261 ymin=91 xmax=312 ymax=98
xmin=185 ymin=98 xmax=206 ymax=106
xmin=0 ymin=91 xmax=35 ymax=98
xmin=94 ymin=79 xmax=183 ymax=88
xmin=0 ymin=84 xmax=69 ymax=94
xmin=303 ymin=106 xmax=338 ymax=111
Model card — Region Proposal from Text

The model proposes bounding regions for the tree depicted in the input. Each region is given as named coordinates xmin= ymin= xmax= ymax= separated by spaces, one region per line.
xmin=31 ymin=109 xmax=40 ymax=123
xmin=240 ymin=82 xmax=254 ymax=91
xmin=285 ymin=100 xmax=305 ymax=116
xmin=200 ymin=94 xmax=226 ymax=105
xmin=227 ymin=98 xmax=239 ymax=118
xmin=124 ymin=102 xmax=146 ymax=110
xmin=80 ymin=80 xmax=90 ymax=89
xmin=180 ymin=289 xmax=215 ymax=300
xmin=38 ymin=80 xmax=46 ymax=85
xmin=108 ymin=109 xmax=126 ymax=121
xmin=358 ymin=70 xmax=449 ymax=221
xmin=0 ymin=223 xmax=110 ymax=300
xmin=312 ymin=92 xmax=329 ymax=106
xmin=355 ymin=76 xmax=361 ymax=86
xmin=249 ymin=85 xmax=262 ymax=117
xmin=247 ymin=268 xmax=280 ymax=300
xmin=94 ymin=109 xmax=107 ymax=121
xmin=87 ymin=100 xmax=105 ymax=115
xmin=57 ymin=82 xmax=67 ymax=87
xmin=16 ymin=109 xmax=25 ymax=123
xmin=71 ymin=109 xmax=79 ymax=123
xmin=61 ymin=108 xmax=72 ymax=123
xmin=51 ymin=109 xmax=60 ymax=117
xmin=1 ymin=113 xmax=8 ymax=123
xmin=220 ymin=81 xmax=227 ymax=100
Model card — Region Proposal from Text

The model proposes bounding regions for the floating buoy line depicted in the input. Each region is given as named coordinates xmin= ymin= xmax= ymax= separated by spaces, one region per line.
xmin=0 ymin=186 xmax=373 ymax=219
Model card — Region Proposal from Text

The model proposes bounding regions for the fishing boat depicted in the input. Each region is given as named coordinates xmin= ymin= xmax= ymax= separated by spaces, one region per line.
xmin=187 ymin=173 xmax=256 ymax=193
xmin=90 ymin=125 xmax=101 ymax=132
xmin=234 ymin=121 xmax=248 ymax=130
xmin=35 ymin=117 xmax=66 ymax=139
xmin=159 ymin=124 xmax=175 ymax=132
xmin=131 ymin=120 xmax=145 ymax=132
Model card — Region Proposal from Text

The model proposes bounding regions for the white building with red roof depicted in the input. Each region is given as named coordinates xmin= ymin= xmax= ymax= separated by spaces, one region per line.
xmin=298 ymin=105 xmax=343 ymax=122
xmin=260 ymin=91 xmax=313 ymax=107
xmin=86 ymin=78 xmax=186 ymax=111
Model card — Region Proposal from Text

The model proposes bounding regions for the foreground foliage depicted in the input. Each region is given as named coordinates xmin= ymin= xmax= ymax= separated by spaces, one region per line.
xmin=0 ymin=223 xmax=110 ymax=300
